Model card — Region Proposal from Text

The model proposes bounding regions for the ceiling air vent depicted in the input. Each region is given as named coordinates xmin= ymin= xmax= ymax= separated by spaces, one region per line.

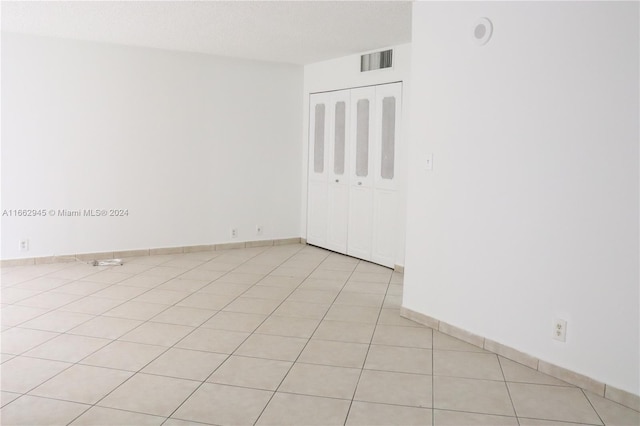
xmin=361 ymin=49 xmax=393 ymax=72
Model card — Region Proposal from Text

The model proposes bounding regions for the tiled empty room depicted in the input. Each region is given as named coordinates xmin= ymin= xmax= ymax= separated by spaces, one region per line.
xmin=1 ymin=1 xmax=639 ymax=425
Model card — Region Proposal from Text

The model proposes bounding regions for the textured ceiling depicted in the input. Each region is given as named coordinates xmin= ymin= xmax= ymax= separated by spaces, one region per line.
xmin=1 ymin=1 xmax=412 ymax=65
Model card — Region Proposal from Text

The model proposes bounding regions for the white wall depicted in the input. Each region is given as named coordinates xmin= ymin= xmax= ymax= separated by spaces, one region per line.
xmin=302 ymin=44 xmax=411 ymax=266
xmin=405 ymin=2 xmax=639 ymax=395
xmin=1 ymin=32 xmax=303 ymax=259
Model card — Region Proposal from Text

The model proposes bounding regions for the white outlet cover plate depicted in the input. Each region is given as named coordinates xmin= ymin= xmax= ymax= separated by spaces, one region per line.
xmin=552 ymin=318 xmax=567 ymax=342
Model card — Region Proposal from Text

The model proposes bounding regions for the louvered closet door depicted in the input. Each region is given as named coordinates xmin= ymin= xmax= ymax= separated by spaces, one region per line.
xmin=325 ymin=91 xmax=351 ymax=254
xmin=371 ymin=83 xmax=402 ymax=267
xmin=307 ymin=93 xmax=331 ymax=247
xmin=347 ymin=86 xmax=376 ymax=261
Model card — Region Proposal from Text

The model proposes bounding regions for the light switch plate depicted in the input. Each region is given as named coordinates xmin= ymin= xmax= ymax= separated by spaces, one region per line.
xmin=426 ymin=154 xmax=434 ymax=171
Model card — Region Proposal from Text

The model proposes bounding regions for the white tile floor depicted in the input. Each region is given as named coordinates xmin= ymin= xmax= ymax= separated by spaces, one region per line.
xmin=1 ymin=243 xmax=638 ymax=425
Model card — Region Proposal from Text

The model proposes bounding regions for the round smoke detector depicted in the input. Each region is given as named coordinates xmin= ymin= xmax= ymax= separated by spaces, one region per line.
xmin=473 ymin=17 xmax=493 ymax=46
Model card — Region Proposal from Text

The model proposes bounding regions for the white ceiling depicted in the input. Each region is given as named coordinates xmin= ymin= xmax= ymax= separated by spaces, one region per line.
xmin=1 ymin=1 xmax=412 ymax=65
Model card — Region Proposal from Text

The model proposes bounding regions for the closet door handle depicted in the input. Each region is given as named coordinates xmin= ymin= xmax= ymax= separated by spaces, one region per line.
xmin=357 ymin=182 xmax=362 ymax=186
xmin=335 ymin=179 xmax=339 ymax=183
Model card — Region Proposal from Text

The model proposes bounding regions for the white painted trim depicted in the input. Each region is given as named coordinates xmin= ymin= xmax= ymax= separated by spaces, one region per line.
xmin=1 ymin=238 xmax=303 ymax=267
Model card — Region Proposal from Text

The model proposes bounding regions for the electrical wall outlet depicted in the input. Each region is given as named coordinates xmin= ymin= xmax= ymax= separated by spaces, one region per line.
xmin=230 ymin=228 xmax=238 ymax=239
xmin=552 ymin=318 xmax=567 ymax=342
xmin=256 ymin=225 xmax=263 ymax=235
xmin=19 ymin=239 xmax=29 ymax=252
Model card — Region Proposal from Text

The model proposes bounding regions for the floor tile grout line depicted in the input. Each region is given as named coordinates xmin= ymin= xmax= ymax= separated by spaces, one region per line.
xmin=69 ymin=247 xmax=267 ymax=357
xmin=1 ymin=261 xmax=109 ymax=289
xmin=12 ymin=287 xmax=150 ymax=337
xmin=33 ymin=392 xmax=165 ymax=426
xmin=6 ymin=276 xmax=384 ymax=372
xmin=162 ymin=245 xmax=331 ymax=423
xmin=58 ymin=394 xmax=169 ymax=426
xmin=3 ymin=246 xmax=584 ymax=426
xmin=257 ymin=389 xmax=355 ymax=403
xmin=496 ymin=351 xmax=520 ymax=425
xmin=0 ymin=385 xmax=469 ymax=419
xmin=10 ymin=337 xmax=596 ymax=420
xmin=1 ymin=247 xmax=277 ymax=419
xmin=2 ymin=250 xmax=239 ymax=314
xmin=159 ymin=244 xmax=317 ymax=425
xmin=251 ymin=249 xmax=354 ymax=426
xmin=431 ymin=371 xmax=582 ymax=384
xmin=343 ymin=267 xmax=394 ymax=426
xmin=434 ymin=407 xmax=597 ymax=424
xmin=3 ymin=257 xmax=188 ymax=337
xmin=86 ymin=246 xmax=288 ymax=423
xmin=15 ymin=255 xmax=615 ymax=425
xmin=62 ymin=246 xmax=286 ymax=426
xmin=0 ymin=385 xmax=499 ymax=425
xmin=3 ymin=280 xmax=110 ymax=330
xmin=248 ymin=254 xmax=350 ymax=422
xmin=518 ymin=413 xmax=604 ymax=426
xmin=580 ymin=387 xmax=607 ymax=426
xmin=6 ymin=259 xmax=133 ymax=296
xmin=242 ymin=253 xmax=395 ymax=423
xmin=162 ymin=245 xmax=309 ymax=362
xmin=3 ymin=254 xmax=215 ymax=364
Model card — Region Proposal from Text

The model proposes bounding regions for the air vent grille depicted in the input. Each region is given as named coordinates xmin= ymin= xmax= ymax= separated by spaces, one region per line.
xmin=361 ymin=49 xmax=393 ymax=72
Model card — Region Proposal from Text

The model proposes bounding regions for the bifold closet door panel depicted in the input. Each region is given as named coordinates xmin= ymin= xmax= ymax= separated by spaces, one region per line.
xmin=373 ymin=83 xmax=401 ymax=192
xmin=347 ymin=86 xmax=376 ymax=261
xmin=371 ymin=190 xmax=397 ymax=267
xmin=325 ymin=91 xmax=351 ymax=254
xmin=307 ymin=93 xmax=331 ymax=247
xmin=326 ymin=185 xmax=349 ymax=253
xmin=371 ymin=82 xmax=402 ymax=267
xmin=347 ymin=187 xmax=374 ymax=260
xmin=307 ymin=181 xmax=328 ymax=246
xmin=308 ymin=82 xmax=402 ymax=267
